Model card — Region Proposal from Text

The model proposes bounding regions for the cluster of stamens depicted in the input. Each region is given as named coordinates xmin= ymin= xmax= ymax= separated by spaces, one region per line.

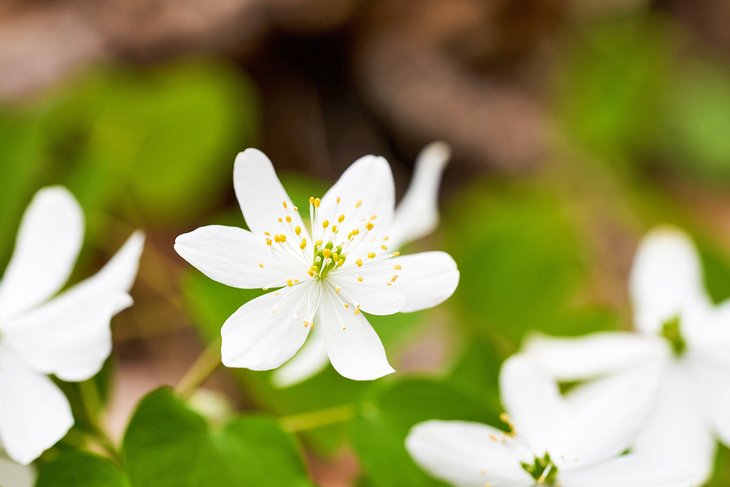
xmin=308 ymin=240 xmax=346 ymax=278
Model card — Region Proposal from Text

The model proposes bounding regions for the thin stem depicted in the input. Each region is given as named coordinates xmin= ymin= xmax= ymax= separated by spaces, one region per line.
xmin=78 ymin=379 xmax=122 ymax=465
xmin=280 ymin=405 xmax=355 ymax=432
xmin=176 ymin=339 xmax=222 ymax=400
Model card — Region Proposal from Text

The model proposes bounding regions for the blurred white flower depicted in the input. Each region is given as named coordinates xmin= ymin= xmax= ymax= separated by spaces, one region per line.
xmin=406 ymin=355 xmax=691 ymax=487
xmin=0 ymin=187 xmax=144 ymax=464
xmin=175 ymin=145 xmax=459 ymax=382
xmin=525 ymin=227 xmax=730 ymax=484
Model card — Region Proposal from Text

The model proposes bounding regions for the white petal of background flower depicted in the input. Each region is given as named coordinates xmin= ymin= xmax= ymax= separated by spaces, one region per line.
xmin=0 ymin=187 xmax=83 ymax=321
xmin=559 ymin=454 xmax=694 ymax=487
xmin=0 ymin=455 xmax=35 ymax=487
xmin=319 ymin=285 xmax=394 ymax=381
xmin=524 ymin=332 xmax=669 ymax=381
xmin=499 ymin=355 xmax=568 ymax=456
xmin=630 ymin=227 xmax=711 ymax=335
xmin=175 ymin=225 xmax=303 ymax=289
xmin=221 ymin=281 xmax=319 ymax=370
xmin=0 ymin=347 xmax=73 ymax=465
xmin=406 ymin=420 xmax=534 ymax=487
xmin=632 ymin=366 xmax=717 ymax=485
xmin=389 ymin=141 xmax=451 ymax=249
xmin=691 ymin=357 xmax=730 ymax=446
xmin=2 ymin=232 xmax=144 ymax=382
xmin=558 ymin=365 xmax=663 ymax=466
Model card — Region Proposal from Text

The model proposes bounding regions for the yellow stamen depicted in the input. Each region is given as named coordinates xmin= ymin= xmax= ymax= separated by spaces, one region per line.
xmin=367 ymin=252 xmax=376 ymax=259
xmin=356 ymin=258 xmax=363 ymax=267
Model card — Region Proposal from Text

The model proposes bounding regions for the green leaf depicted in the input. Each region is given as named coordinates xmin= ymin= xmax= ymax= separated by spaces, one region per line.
xmin=36 ymin=451 xmax=130 ymax=487
xmin=0 ymin=110 xmax=45 ymax=266
xmin=444 ymin=181 xmax=599 ymax=346
xmin=352 ymin=378 xmax=500 ymax=487
xmin=123 ymin=387 xmax=312 ymax=487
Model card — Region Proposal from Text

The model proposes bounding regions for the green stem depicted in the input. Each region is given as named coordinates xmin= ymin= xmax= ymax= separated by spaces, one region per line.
xmin=78 ymin=380 xmax=122 ymax=465
xmin=280 ymin=405 xmax=355 ymax=432
xmin=176 ymin=339 xmax=222 ymax=400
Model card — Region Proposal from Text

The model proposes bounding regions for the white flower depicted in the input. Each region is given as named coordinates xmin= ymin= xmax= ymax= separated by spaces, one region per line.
xmin=406 ymin=355 xmax=691 ymax=487
xmin=525 ymin=227 xmax=730 ymax=484
xmin=0 ymin=187 xmax=144 ymax=465
xmin=175 ymin=145 xmax=459 ymax=382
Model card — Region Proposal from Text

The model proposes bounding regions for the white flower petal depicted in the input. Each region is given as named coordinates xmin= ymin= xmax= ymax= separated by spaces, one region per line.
xmin=319 ymin=285 xmax=394 ymax=381
xmin=0 ymin=456 xmax=35 ymax=487
xmin=271 ymin=326 xmax=329 ymax=387
xmin=221 ymin=281 xmax=319 ymax=370
xmin=328 ymin=267 xmax=406 ymax=316
xmin=499 ymin=355 xmax=568 ymax=455
xmin=387 ymin=251 xmax=458 ymax=313
xmin=233 ymin=149 xmax=310 ymax=246
xmin=523 ymin=332 xmax=669 ymax=381
xmin=560 ymin=454 xmax=694 ymax=487
xmin=690 ymin=357 xmax=730 ymax=447
xmin=0 ymin=348 xmax=73 ymax=465
xmin=630 ymin=227 xmax=711 ymax=335
xmin=0 ymin=187 xmax=83 ymax=320
xmin=175 ymin=225 xmax=305 ymax=289
xmin=558 ymin=364 xmax=663 ymax=466
xmin=2 ymin=232 xmax=144 ymax=382
xmin=389 ymin=142 xmax=450 ymax=249
xmin=633 ymin=367 xmax=716 ymax=486
xmin=406 ymin=420 xmax=534 ymax=487
xmin=317 ymin=155 xmax=395 ymax=248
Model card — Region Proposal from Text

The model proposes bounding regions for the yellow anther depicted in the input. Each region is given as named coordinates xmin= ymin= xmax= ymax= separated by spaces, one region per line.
xmin=370 ymin=215 xmax=377 ymax=220
xmin=295 ymin=226 xmax=301 ymax=235
xmin=331 ymin=225 xmax=338 ymax=233
xmin=355 ymin=200 xmax=362 ymax=208
xmin=259 ymin=263 xmax=264 ymax=268
xmin=293 ymin=206 xmax=299 ymax=212
xmin=266 ymin=238 xmax=273 ymax=246
xmin=367 ymin=252 xmax=376 ymax=259
xmin=286 ymin=279 xmax=294 ymax=287
xmin=336 ymin=197 xmax=341 ymax=204
xmin=335 ymin=286 xmax=341 ymax=294
xmin=309 ymin=196 xmax=315 ymax=205
xmin=322 ymin=220 xmax=330 ymax=229
xmin=393 ymin=251 xmax=400 ymax=256
xmin=383 ymin=236 xmax=390 ymax=241
xmin=314 ymin=198 xmax=321 ymax=208
xmin=300 ymin=239 xmax=307 ymax=250
xmin=283 ymin=201 xmax=288 ymax=209
xmin=344 ymin=303 xmax=350 ymax=309
xmin=286 ymin=216 xmax=292 ymax=223
xmin=279 ymin=234 xmax=287 ymax=243
xmin=356 ymin=258 xmax=363 ymax=267
xmin=264 ymin=232 xmax=271 ymax=236
xmin=354 ymin=307 xmax=361 ymax=315
xmin=394 ymin=264 xmax=402 ymax=270
xmin=338 ymin=214 xmax=345 ymax=223
xmin=381 ymin=244 xmax=388 ymax=250
xmin=365 ymin=222 xmax=374 ymax=231
xmin=323 ymin=249 xmax=332 ymax=258
xmin=277 ymin=217 xmax=283 ymax=223
xmin=357 ymin=276 xmax=364 ymax=282
xmin=315 ymin=239 xmax=323 ymax=246
xmin=337 ymin=258 xmax=344 ymax=266
xmin=332 ymin=252 xmax=339 ymax=262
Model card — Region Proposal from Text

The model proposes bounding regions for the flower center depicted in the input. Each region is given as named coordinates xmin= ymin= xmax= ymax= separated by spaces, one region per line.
xmin=660 ymin=315 xmax=686 ymax=357
xmin=309 ymin=240 xmax=346 ymax=279
xmin=521 ymin=452 xmax=559 ymax=485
